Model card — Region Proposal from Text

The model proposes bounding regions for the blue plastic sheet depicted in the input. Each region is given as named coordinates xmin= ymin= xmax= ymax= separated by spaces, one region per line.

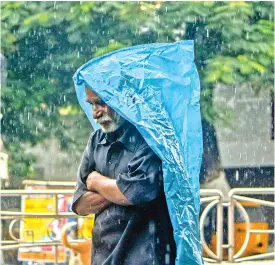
xmin=73 ymin=40 xmax=203 ymax=265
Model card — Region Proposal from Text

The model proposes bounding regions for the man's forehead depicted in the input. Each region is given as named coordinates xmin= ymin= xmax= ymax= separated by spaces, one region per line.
xmin=85 ymin=86 xmax=99 ymax=99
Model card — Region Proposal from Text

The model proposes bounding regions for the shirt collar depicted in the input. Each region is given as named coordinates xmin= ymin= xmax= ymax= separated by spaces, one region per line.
xmin=98 ymin=121 xmax=136 ymax=152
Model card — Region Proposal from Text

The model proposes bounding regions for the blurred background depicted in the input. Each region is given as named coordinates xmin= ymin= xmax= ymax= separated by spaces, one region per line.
xmin=1 ymin=1 xmax=274 ymax=188
xmin=0 ymin=1 xmax=274 ymax=264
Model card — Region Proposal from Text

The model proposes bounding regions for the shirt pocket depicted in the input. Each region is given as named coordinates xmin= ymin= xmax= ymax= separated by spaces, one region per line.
xmin=114 ymin=149 xmax=135 ymax=178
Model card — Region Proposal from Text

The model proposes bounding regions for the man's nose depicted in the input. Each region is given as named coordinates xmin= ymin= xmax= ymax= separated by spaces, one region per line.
xmin=93 ymin=105 xmax=104 ymax=119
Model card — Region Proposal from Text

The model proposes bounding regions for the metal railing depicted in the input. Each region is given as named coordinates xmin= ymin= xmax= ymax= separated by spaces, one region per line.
xmin=0 ymin=188 xmax=274 ymax=264
xmin=200 ymin=189 xmax=224 ymax=263
xmin=228 ymin=188 xmax=275 ymax=263
xmin=0 ymin=190 xmax=92 ymax=265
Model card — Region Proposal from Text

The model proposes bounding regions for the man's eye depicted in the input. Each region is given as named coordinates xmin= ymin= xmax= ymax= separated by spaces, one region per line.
xmin=87 ymin=99 xmax=106 ymax=106
xmin=95 ymin=100 xmax=106 ymax=106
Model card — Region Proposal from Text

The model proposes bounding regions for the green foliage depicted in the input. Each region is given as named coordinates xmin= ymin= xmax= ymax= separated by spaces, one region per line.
xmin=94 ymin=41 xmax=126 ymax=57
xmin=1 ymin=1 xmax=274 ymax=179
xmin=6 ymin=143 xmax=36 ymax=179
xmin=155 ymin=1 xmax=274 ymax=123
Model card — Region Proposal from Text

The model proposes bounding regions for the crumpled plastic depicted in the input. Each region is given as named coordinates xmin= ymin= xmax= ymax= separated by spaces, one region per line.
xmin=73 ymin=40 xmax=203 ymax=265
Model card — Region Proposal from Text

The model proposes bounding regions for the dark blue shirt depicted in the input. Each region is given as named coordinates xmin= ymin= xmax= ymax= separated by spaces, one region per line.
xmin=72 ymin=121 xmax=176 ymax=265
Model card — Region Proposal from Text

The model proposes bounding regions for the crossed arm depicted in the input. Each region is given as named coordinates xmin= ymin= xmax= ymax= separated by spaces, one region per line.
xmin=74 ymin=171 xmax=132 ymax=216
xmin=72 ymin=135 xmax=162 ymax=216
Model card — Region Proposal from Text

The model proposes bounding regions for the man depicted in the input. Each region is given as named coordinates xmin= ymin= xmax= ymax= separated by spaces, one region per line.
xmin=72 ymin=86 xmax=176 ymax=265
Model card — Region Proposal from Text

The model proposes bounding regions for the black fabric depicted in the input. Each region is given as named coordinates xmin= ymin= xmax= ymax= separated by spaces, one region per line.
xmin=72 ymin=121 xmax=176 ymax=265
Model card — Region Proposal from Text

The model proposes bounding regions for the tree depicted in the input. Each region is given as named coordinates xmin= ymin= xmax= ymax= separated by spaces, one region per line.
xmin=121 ymin=1 xmax=274 ymax=181
xmin=1 ymin=1 xmax=274 ymax=182
xmin=131 ymin=1 xmax=274 ymax=182
xmin=1 ymin=1 xmax=162 ymax=179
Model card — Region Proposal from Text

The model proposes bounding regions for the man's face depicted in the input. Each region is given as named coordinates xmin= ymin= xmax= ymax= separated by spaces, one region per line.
xmin=85 ymin=87 xmax=125 ymax=133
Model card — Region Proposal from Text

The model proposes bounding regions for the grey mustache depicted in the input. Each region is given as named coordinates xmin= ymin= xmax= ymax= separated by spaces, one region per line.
xmin=95 ymin=115 xmax=112 ymax=123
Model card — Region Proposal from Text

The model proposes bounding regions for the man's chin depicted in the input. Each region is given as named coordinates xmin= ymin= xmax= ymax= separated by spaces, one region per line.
xmin=98 ymin=116 xmax=126 ymax=133
xmin=100 ymin=123 xmax=119 ymax=133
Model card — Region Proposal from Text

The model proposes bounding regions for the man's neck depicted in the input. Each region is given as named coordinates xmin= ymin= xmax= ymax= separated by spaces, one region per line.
xmin=104 ymin=121 xmax=128 ymax=142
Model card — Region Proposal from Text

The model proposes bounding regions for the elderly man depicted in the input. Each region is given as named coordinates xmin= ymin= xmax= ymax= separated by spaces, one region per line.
xmin=72 ymin=86 xmax=176 ymax=265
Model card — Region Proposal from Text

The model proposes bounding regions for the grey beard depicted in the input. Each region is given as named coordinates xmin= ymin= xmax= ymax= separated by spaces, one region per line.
xmin=95 ymin=112 xmax=126 ymax=133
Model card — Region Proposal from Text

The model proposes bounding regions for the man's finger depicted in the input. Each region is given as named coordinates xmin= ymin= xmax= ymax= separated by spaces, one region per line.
xmin=87 ymin=192 xmax=108 ymax=206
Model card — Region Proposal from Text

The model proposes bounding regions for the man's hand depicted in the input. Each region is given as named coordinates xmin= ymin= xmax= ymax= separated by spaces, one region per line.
xmin=86 ymin=171 xmax=132 ymax=206
xmin=86 ymin=171 xmax=101 ymax=191
xmin=74 ymin=191 xmax=111 ymax=216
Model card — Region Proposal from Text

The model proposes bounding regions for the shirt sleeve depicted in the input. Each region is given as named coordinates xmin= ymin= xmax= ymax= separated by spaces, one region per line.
xmin=116 ymin=140 xmax=163 ymax=207
xmin=71 ymin=132 xmax=95 ymax=214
